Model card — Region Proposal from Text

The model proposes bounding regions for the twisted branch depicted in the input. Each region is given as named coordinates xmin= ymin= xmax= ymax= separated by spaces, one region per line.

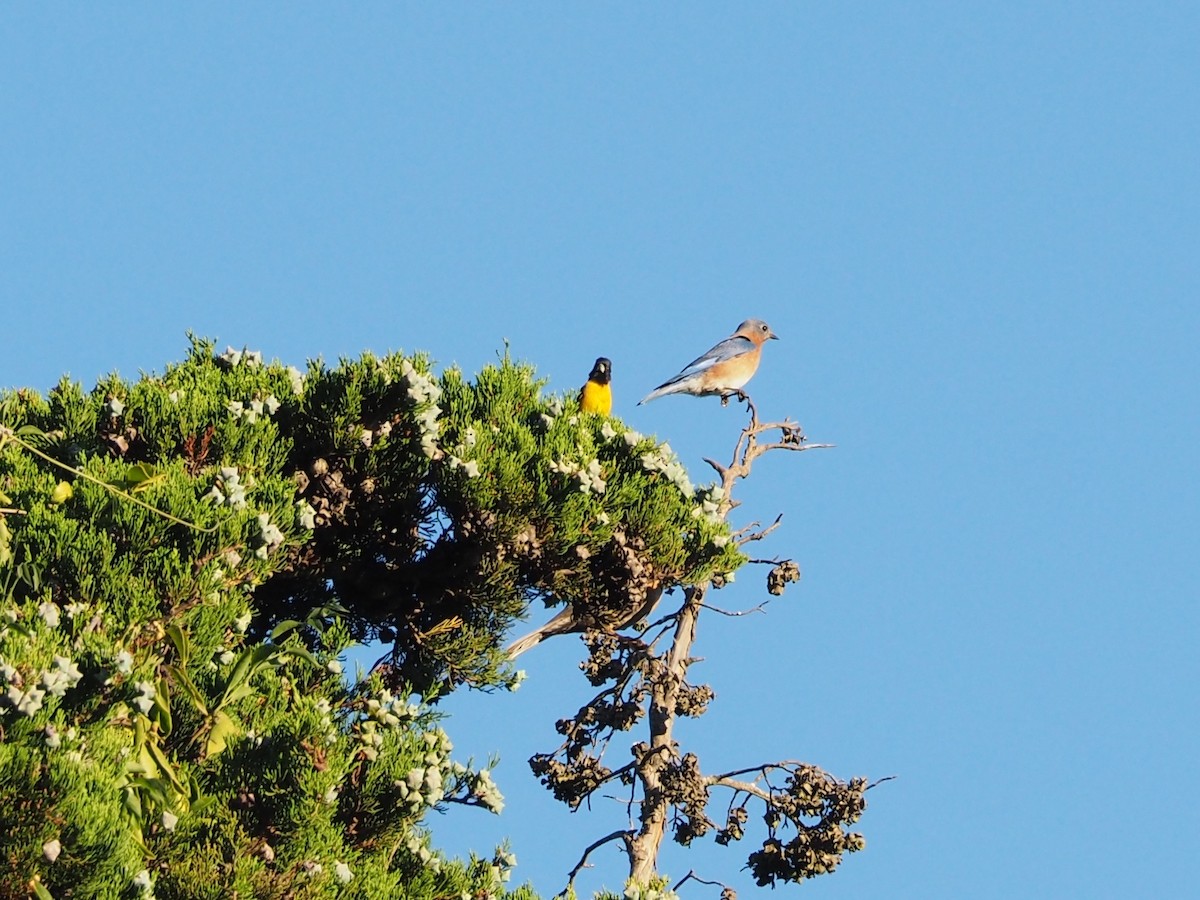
xmin=672 ymin=869 xmax=734 ymax=894
xmin=561 ymin=829 xmax=634 ymax=896
xmin=703 ymin=395 xmax=833 ymax=515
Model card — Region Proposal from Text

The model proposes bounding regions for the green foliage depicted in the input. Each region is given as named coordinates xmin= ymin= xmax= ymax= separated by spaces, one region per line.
xmin=254 ymin=344 xmax=744 ymax=690
xmin=0 ymin=337 xmax=746 ymax=897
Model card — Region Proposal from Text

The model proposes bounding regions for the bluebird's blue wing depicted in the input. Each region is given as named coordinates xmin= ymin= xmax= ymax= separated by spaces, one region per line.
xmin=677 ymin=335 xmax=756 ymax=375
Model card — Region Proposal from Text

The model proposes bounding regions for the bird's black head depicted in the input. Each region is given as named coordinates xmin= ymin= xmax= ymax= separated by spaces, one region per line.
xmin=589 ymin=357 xmax=612 ymax=384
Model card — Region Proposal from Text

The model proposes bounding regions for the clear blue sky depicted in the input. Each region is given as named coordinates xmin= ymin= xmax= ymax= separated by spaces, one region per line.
xmin=4 ymin=5 xmax=1197 ymax=897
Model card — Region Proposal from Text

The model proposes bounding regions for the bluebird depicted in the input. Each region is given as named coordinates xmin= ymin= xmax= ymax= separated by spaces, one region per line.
xmin=638 ymin=318 xmax=778 ymax=405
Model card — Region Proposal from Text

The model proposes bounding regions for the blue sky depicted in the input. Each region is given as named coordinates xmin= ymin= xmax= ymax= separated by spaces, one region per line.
xmin=4 ymin=4 xmax=1198 ymax=897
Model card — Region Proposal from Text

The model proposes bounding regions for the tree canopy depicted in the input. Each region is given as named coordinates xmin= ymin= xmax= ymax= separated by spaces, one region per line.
xmin=0 ymin=337 xmax=870 ymax=899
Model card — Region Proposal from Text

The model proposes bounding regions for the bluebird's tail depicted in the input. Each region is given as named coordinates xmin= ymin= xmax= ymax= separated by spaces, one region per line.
xmin=638 ymin=375 xmax=693 ymax=405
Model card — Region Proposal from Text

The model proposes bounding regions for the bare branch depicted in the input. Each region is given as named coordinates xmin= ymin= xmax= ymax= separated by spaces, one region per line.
xmin=596 ymin=761 xmax=637 ymax=788
xmin=640 ymin=602 xmax=686 ymax=636
xmin=752 ymin=440 xmax=835 ymax=456
xmin=707 ymin=776 xmax=774 ymax=804
xmin=672 ymin=869 xmax=734 ymax=893
xmin=707 ymin=760 xmax=808 ymax=783
xmin=562 ymin=829 xmax=634 ymax=895
xmin=737 ymin=513 xmax=783 ymax=546
xmin=697 ymin=601 xmax=770 ymax=618
xmin=742 ymin=395 xmax=761 ymax=430
xmin=702 ymin=394 xmax=835 ymax=518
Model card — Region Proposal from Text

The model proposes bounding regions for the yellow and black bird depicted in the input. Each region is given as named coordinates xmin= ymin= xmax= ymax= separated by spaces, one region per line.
xmin=579 ymin=357 xmax=613 ymax=416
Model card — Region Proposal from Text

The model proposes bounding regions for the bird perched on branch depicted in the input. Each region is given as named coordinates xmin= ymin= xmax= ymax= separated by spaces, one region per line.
xmin=639 ymin=319 xmax=778 ymax=405
xmin=580 ymin=357 xmax=613 ymax=416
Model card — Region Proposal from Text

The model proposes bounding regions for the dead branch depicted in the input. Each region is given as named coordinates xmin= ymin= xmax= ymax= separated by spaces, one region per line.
xmin=697 ymin=601 xmax=770 ymax=618
xmin=702 ymin=456 xmax=729 ymax=480
xmin=706 ymin=776 xmax=774 ymax=804
xmin=672 ymin=869 xmax=735 ymax=894
xmin=708 ymin=760 xmax=808 ymax=783
xmin=562 ymin=829 xmax=634 ymax=895
xmin=702 ymin=394 xmax=834 ymax=515
xmin=737 ymin=514 xmax=784 ymax=546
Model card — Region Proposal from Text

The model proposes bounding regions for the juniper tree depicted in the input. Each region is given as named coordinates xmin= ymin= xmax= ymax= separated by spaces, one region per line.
xmin=0 ymin=337 xmax=874 ymax=899
xmin=522 ymin=400 xmax=879 ymax=897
